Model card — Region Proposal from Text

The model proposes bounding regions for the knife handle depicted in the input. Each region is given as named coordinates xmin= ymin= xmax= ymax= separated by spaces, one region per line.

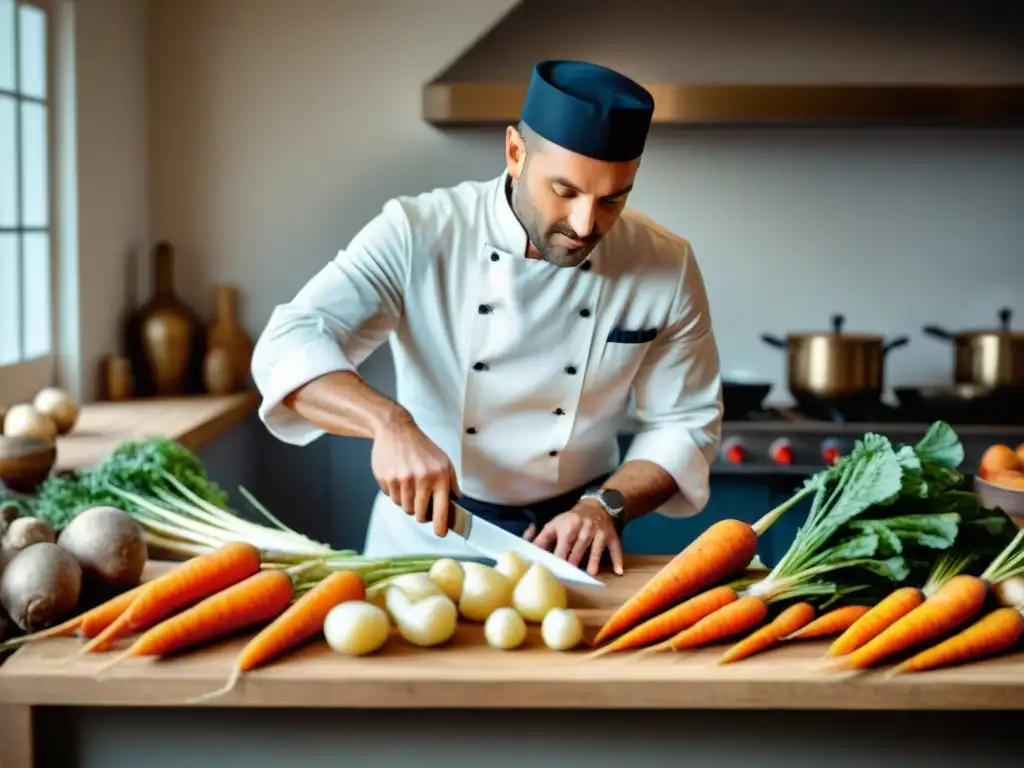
xmin=424 ymin=492 xmax=469 ymax=537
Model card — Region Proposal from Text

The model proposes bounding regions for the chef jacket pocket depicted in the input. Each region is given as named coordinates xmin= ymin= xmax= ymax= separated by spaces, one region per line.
xmin=607 ymin=327 xmax=658 ymax=344
xmin=594 ymin=327 xmax=657 ymax=384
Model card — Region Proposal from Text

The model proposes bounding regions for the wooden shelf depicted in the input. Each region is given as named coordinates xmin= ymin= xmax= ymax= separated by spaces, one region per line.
xmin=424 ymin=82 xmax=1024 ymax=127
xmin=52 ymin=391 xmax=260 ymax=472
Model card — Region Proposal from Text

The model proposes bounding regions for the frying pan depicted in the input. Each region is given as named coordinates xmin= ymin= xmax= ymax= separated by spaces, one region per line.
xmin=722 ymin=380 xmax=772 ymax=420
xmin=893 ymin=384 xmax=1024 ymax=425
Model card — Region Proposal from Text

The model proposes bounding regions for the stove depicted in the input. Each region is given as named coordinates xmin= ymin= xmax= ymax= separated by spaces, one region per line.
xmin=715 ymin=406 xmax=1024 ymax=477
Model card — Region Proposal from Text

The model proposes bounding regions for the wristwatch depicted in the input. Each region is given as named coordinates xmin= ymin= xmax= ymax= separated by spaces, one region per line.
xmin=580 ymin=487 xmax=626 ymax=520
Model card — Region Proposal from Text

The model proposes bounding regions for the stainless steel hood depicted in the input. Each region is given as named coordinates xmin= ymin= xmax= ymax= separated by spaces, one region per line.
xmin=423 ymin=82 xmax=1024 ymax=128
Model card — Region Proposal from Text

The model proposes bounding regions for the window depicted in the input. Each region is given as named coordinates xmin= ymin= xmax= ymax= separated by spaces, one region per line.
xmin=0 ymin=0 xmax=56 ymax=404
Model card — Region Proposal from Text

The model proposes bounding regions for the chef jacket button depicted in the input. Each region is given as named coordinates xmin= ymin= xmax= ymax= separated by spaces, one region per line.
xmin=580 ymin=261 xmax=592 ymax=272
xmin=490 ymin=252 xmax=500 ymax=262
xmin=478 ymin=304 xmax=492 ymax=315
xmin=553 ymin=408 xmax=565 ymax=415
xmin=579 ymin=308 xmax=591 ymax=318
xmin=549 ymin=450 xmax=558 ymax=457
xmin=565 ymin=365 xmax=577 ymax=375
xmin=466 ymin=427 xmax=477 ymax=435
xmin=473 ymin=361 xmax=488 ymax=371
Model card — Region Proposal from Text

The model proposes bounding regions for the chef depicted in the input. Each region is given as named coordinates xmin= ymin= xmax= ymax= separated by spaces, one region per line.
xmin=250 ymin=59 xmax=723 ymax=577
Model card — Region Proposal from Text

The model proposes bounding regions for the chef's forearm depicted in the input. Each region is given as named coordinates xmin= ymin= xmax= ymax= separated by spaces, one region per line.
xmin=602 ymin=459 xmax=680 ymax=525
xmin=282 ymin=371 xmax=414 ymax=440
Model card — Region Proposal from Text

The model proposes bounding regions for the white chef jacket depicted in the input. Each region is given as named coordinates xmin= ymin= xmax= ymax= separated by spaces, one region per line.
xmin=250 ymin=171 xmax=723 ymax=558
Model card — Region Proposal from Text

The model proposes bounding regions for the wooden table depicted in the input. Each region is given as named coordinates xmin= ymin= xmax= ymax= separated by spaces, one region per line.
xmin=3 ymin=556 xmax=1024 ymax=766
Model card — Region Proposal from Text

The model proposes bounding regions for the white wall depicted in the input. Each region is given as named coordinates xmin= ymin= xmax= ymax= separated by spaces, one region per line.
xmin=145 ymin=0 xmax=1024 ymax=407
xmin=65 ymin=0 xmax=149 ymax=401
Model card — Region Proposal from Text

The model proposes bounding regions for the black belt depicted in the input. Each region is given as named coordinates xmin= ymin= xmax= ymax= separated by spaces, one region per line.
xmin=455 ymin=474 xmax=611 ymax=537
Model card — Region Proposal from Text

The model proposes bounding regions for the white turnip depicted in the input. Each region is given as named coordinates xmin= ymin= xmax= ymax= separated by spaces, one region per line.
xmin=386 ymin=588 xmax=458 ymax=647
xmin=541 ymin=608 xmax=584 ymax=651
xmin=428 ymin=558 xmax=464 ymax=601
xmin=512 ymin=564 xmax=568 ymax=622
xmin=494 ymin=551 xmax=530 ymax=586
xmin=33 ymin=387 xmax=79 ymax=434
xmin=323 ymin=601 xmax=391 ymax=656
xmin=458 ymin=562 xmax=512 ymax=622
xmin=484 ymin=606 xmax=527 ymax=650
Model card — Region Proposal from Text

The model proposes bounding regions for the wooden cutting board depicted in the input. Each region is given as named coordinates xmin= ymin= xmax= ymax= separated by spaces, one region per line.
xmin=2 ymin=557 xmax=1023 ymax=711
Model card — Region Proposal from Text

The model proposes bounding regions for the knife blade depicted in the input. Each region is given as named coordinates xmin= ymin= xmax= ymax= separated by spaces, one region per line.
xmin=426 ymin=494 xmax=605 ymax=588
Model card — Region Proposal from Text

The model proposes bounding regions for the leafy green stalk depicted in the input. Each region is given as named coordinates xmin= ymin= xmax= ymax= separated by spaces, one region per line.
xmin=28 ymin=437 xmax=231 ymax=531
xmin=980 ymin=526 xmax=1024 ymax=585
xmin=744 ymin=422 xmax=975 ymax=604
xmin=923 ymin=550 xmax=977 ymax=596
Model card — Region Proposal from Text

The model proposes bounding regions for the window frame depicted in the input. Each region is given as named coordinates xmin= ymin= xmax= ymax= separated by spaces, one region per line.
xmin=0 ymin=0 xmax=61 ymax=406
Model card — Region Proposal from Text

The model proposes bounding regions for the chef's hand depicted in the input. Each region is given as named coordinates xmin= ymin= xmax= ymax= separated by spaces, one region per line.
xmin=370 ymin=416 xmax=460 ymax=537
xmin=524 ymin=500 xmax=625 ymax=577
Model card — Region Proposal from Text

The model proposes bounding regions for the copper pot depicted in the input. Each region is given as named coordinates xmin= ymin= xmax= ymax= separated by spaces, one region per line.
xmin=924 ymin=308 xmax=1024 ymax=388
xmin=762 ymin=314 xmax=909 ymax=400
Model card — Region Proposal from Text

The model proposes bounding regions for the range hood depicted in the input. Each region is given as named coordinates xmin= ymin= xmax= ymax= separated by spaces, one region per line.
xmin=424 ymin=82 xmax=1024 ymax=127
xmin=423 ymin=0 xmax=1024 ymax=129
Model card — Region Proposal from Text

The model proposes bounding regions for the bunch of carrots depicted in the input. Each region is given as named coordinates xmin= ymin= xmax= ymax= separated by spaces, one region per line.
xmin=584 ymin=422 xmax=1024 ymax=673
xmin=0 ymin=540 xmax=439 ymax=701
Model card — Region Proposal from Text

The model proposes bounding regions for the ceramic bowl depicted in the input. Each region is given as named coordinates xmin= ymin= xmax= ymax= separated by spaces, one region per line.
xmin=0 ymin=435 xmax=57 ymax=493
xmin=975 ymin=475 xmax=1024 ymax=527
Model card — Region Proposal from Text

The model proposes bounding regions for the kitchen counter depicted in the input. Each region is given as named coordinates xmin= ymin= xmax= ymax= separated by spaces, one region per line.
xmin=53 ymin=392 xmax=260 ymax=472
xmin=2 ymin=557 xmax=1024 ymax=766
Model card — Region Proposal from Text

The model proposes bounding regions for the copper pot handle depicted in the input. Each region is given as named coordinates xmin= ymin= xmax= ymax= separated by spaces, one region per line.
xmin=923 ymin=325 xmax=953 ymax=341
xmin=761 ymin=334 xmax=787 ymax=349
xmin=999 ymin=307 xmax=1012 ymax=331
xmin=884 ymin=336 xmax=910 ymax=354
xmin=831 ymin=314 xmax=845 ymax=334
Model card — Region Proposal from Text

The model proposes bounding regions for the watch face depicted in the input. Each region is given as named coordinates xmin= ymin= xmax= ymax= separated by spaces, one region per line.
xmin=602 ymin=488 xmax=626 ymax=513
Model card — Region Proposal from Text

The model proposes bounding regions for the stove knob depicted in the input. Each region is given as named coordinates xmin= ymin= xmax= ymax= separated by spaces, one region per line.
xmin=769 ymin=438 xmax=793 ymax=465
xmin=821 ymin=439 xmax=842 ymax=465
xmin=722 ymin=438 xmax=746 ymax=464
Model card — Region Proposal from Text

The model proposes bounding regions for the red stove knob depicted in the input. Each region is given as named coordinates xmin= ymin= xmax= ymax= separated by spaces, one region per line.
xmin=821 ymin=439 xmax=842 ymax=465
xmin=722 ymin=438 xmax=746 ymax=464
xmin=770 ymin=438 xmax=793 ymax=465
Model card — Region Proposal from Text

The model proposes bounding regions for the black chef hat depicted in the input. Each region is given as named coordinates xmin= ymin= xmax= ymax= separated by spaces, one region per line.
xmin=520 ymin=60 xmax=655 ymax=163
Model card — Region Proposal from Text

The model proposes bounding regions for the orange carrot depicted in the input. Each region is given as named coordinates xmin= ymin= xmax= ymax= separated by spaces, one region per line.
xmin=784 ymin=604 xmax=870 ymax=641
xmin=75 ymin=541 xmax=263 ymax=656
xmin=80 ymin=584 xmax=149 ymax=637
xmin=185 ymin=570 xmax=367 ymax=703
xmin=644 ymin=595 xmax=770 ymax=653
xmin=0 ymin=583 xmax=148 ymax=652
xmin=592 ymin=519 xmax=759 ymax=645
xmin=889 ymin=607 xmax=1024 ymax=675
xmin=587 ymin=586 xmax=737 ymax=658
xmin=832 ymin=574 xmax=988 ymax=671
xmin=95 ymin=569 xmax=295 ymax=675
xmin=826 ymin=587 xmax=923 ymax=657
xmin=718 ymin=601 xmax=816 ymax=664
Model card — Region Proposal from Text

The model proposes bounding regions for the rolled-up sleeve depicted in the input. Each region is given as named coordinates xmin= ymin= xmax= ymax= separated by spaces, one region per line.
xmin=623 ymin=241 xmax=723 ymax=518
xmin=250 ymin=199 xmax=412 ymax=445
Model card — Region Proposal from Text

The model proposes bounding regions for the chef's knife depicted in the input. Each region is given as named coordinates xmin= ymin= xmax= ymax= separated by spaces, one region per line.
xmin=425 ymin=493 xmax=605 ymax=588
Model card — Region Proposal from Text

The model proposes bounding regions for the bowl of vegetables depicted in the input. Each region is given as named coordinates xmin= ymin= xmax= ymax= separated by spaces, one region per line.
xmin=975 ymin=443 xmax=1024 ymax=525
